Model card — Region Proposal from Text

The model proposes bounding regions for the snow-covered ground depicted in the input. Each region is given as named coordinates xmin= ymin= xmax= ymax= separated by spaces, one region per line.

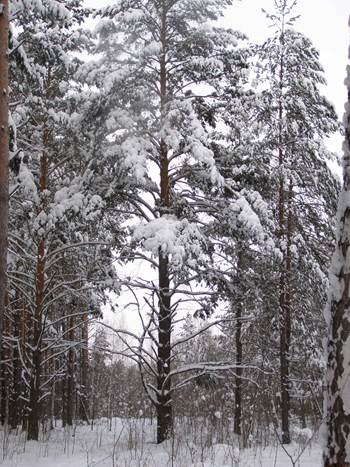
xmin=0 ymin=419 xmax=322 ymax=466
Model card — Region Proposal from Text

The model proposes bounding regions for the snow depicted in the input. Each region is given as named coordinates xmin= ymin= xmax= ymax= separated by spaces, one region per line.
xmin=121 ymin=136 xmax=150 ymax=184
xmin=121 ymin=8 xmax=144 ymax=23
xmin=17 ymin=163 xmax=38 ymax=203
xmin=133 ymin=215 xmax=204 ymax=267
xmin=52 ymin=184 xmax=103 ymax=224
xmin=10 ymin=0 xmax=72 ymax=22
xmin=0 ymin=419 xmax=323 ymax=467
xmin=160 ymin=99 xmax=224 ymax=186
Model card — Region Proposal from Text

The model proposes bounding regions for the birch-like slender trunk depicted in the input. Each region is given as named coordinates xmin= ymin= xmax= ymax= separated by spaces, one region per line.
xmin=323 ymin=38 xmax=350 ymax=467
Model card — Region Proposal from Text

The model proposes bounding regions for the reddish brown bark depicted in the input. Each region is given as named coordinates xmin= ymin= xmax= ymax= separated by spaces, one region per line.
xmin=279 ymin=179 xmax=293 ymax=446
xmin=233 ymin=250 xmax=243 ymax=439
xmin=277 ymin=27 xmax=291 ymax=445
xmin=0 ymin=0 xmax=9 ymax=378
xmin=21 ymin=300 xmax=29 ymax=430
xmin=0 ymin=294 xmax=9 ymax=425
xmin=157 ymin=251 xmax=172 ymax=443
xmin=156 ymin=4 xmax=173 ymax=443
xmin=27 ymin=141 xmax=48 ymax=440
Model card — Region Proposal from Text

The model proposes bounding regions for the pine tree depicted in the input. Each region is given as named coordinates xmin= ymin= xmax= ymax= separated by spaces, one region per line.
xmin=91 ymin=0 xmax=248 ymax=443
xmin=255 ymin=0 xmax=339 ymax=444
xmin=4 ymin=0 xmax=119 ymax=438
xmin=198 ymin=51 xmax=276 ymax=444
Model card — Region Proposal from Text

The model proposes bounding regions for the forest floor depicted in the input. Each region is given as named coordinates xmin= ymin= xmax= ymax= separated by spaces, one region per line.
xmin=0 ymin=418 xmax=322 ymax=466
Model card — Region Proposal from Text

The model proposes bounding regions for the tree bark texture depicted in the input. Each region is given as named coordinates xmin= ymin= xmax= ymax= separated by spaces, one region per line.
xmin=9 ymin=292 xmax=21 ymax=429
xmin=27 ymin=141 xmax=48 ymax=440
xmin=65 ymin=315 xmax=75 ymax=426
xmin=0 ymin=0 xmax=9 ymax=405
xmin=156 ymin=5 xmax=173 ymax=443
xmin=324 ymin=46 xmax=350 ymax=466
xmin=157 ymin=251 xmax=172 ymax=443
xmin=277 ymin=28 xmax=291 ymax=444
xmin=234 ymin=250 xmax=244 ymax=439
xmin=279 ymin=179 xmax=293 ymax=446
xmin=79 ymin=306 xmax=89 ymax=423
xmin=0 ymin=295 xmax=9 ymax=425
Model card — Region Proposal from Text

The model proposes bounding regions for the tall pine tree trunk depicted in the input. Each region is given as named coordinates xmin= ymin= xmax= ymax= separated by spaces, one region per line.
xmin=27 ymin=242 xmax=44 ymax=440
xmin=79 ymin=306 xmax=89 ymax=423
xmin=0 ymin=301 xmax=9 ymax=425
xmin=234 ymin=250 xmax=244 ymax=441
xmin=156 ymin=6 xmax=173 ymax=442
xmin=9 ymin=294 xmax=21 ymax=429
xmin=323 ymin=39 xmax=350 ymax=467
xmin=157 ymin=250 xmax=172 ymax=443
xmin=65 ymin=315 xmax=75 ymax=427
xmin=27 ymin=143 xmax=48 ymax=440
xmin=157 ymin=136 xmax=172 ymax=442
xmin=0 ymin=1 xmax=9 ymax=413
xmin=21 ymin=301 xmax=29 ymax=430
xmin=279 ymin=178 xmax=293 ymax=446
xmin=278 ymin=27 xmax=291 ymax=444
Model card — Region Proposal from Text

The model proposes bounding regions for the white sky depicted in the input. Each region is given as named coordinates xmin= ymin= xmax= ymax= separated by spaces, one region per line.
xmin=85 ymin=0 xmax=349 ymax=153
xmin=224 ymin=0 xmax=349 ymax=116
xmin=85 ymin=0 xmax=349 ymax=115
xmin=222 ymin=0 xmax=350 ymax=155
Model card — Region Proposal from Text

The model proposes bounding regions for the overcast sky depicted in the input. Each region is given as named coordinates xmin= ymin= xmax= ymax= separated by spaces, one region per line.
xmin=85 ymin=0 xmax=349 ymax=119
xmin=223 ymin=0 xmax=349 ymax=117
xmin=221 ymin=0 xmax=349 ymax=156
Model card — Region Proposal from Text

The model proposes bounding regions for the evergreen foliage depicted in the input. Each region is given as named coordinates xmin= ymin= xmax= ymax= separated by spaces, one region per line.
xmin=0 ymin=0 xmax=343 ymax=459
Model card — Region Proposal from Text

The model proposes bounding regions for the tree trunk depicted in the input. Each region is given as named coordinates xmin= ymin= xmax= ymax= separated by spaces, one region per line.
xmin=0 ymin=298 xmax=9 ymax=426
xmin=156 ymin=5 xmax=173 ymax=444
xmin=65 ymin=315 xmax=75 ymax=426
xmin=21 ymin=302 xmax=29 ymax=431
xmin=0 ymin=0 xmax=9 ymax=402
xmin=49 ymin=376 xmax=55 ymax=430
xmin=27 ymin=237 xmax=45 ymax=440
xmin=234 ymin=302 xmax=242 ymax=437
xmin=61 ymin=319 xmax=68 ymax=428
xmin=0 ymin=357 xmax=7 ymax=425
xmin=156 ymin=136 xmax=172 ymax=442
xmin=278 ymin=169 xmax=291 ymax=443
xmin=234 ymin=250 xmax=244 ymax=440
xmin=277 ymin=26 xmax=291 ymax=444
xmin=157 ymin=251 xmax=172 ymax=443
xmin=9 ymin=294 xmax=21 ymax=429
xmin=279 ymin=180 xmax=293 ymax=446
xmin=79 ymin=306 xmax=89 ymax=423
xmin=323 ymin=49 xmax=350 ymax=467
xmin=27 ymin=143 xmax=48 ymax=441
